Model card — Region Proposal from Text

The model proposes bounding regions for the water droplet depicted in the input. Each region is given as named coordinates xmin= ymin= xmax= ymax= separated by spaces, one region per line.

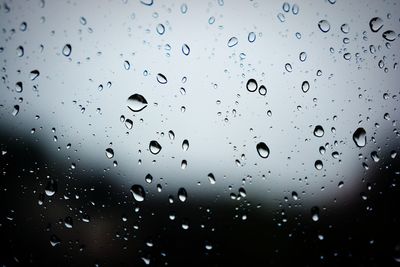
xmin=313 ymin=125 xmax=324 ymax=137
xmin=301 ymin=81 xmax=310 ymax=93
xmin=12 ymin=105 xmax=19 ymax=116
xmin=382 ymin=30 xmax=396 ymax=41
xmin=256 ymin=142 xmax=270 ymax=158
xmin=248 ymin=32 xmax=256 ymax=43
xmin=208 ymin=16 xmax=215 ymax=24
xmin=181 ymin=160 xmax=187 ymax=169
xmin=125 ymin=119 xmax=133 ymax=129
xmin=246 ymin=79 xmax=258 ymax=92
xmin=371 ymin=151 xmax=380 ymax=162
xmin=277 ymin=13 xmax=285 ymax=22
xmin=124 ymin=60 xmax=130 ymax=70
xmin=341 ymin=23 xmax=350 ymax=34
xmin=149 ymin=140 xmax=162 ymax=155
xmin=292 ymin=4 xmax=299 ymax=15
xmin=62 ymin=44 xmax=71 ymax=56
xmin=227 ymin=37 xmax=238 ymax=47
xmin=180 ymin=3 xmax=188 ymax=14
xmin=369 ymin=17 xmax=383 ymax=32
xmin=15 ymin=82 xmax=23 ymax=93
xmin=168 ymin=130 xmax=175 ymax=140
xmin=127 ymin=94 xmax=148 ymax=112
xmin=318 ymin=20 xmax=330 ymax=33
xmin=16 ymin=46 xmax=24 ymax=57
xmin=156 ymin=73 xmax=167 ymax=84
xmin=343 ymin=53 xmax=351 ymax=60
xmin=20 ymin=22 xmax=27 ymax=31
xmin=182 ymin=139 xmax=189 ymax=151
xmin=178 ymin=188 xmax=187 ymax=202
xmin=258 ymin=85 xmax=267 ymax=96
xmin=80 ymin=17 xmax=87 ymax=25
xmin=315 ymin=160 xmax=323 ymax=170
xmin=30 ymin=70 xmax=40 ymax=80
xmin=145 ymin=173 xmax=153 ymax=183
xmin=156 ymin=23 xmax=165 ymax=35
xmin=208 ymin=173 xmax=216 ymax=184
xmin=352 ymin=127 xmax=367 ymax=148
xmin=311 ymin=206 xmax=320 ymax=221
xmin=45 ymin=179 xmax=57 ymax=196
xmin=285 ymin=63 xmax=293 ymax=72
xmin=105 ymin=148 xmax=114 ymax=159
xmin=239 ymin=187 xmax=246 ymax=197
xmin=130 ymin=184 xmax=145 ymax=202
xmin=282 ymin=2 xmax=290 ymax=12
xmin=299 ymin=52 xmax=307 ymax=62
xmin=140 ymin=0 xmax=153 ymax=6
xmin=292 ymin=191 xmax=298 ymax=200
xmin=182 ymin=44 xmax=190 ymax=55
xmin=64 ymin=216 xmax=73 ymax=228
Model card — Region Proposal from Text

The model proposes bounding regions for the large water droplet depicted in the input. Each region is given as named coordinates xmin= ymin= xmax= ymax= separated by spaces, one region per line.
xmin=157 ymin=73 xmax=167 ymax=84
xmin=178 ymin=187 xmax=187 ymax=202
xmin=318 ymin=20 xmax=330 ymax=33
xmin=246 ymin=79 xmax=258 ymax=92
xmin=127 ymin=94 xmax=148 ymax=112
xmin=369 ymin=17 xmax=383 ymax=32
xmin=313 ymin=125 xmax=324 ymax=137
xmin=352 ymin=127 xmax=366 ymax=147
xmin=227 ymin=37 xmax=238 ymax=47
xmin=62 ymin=44 xmax=71 ymax=56
xmin=149 ymin=140 xmax=162 ymax=155
xmin=105 ymin=148 xmax=114 ymax=159
xmin=314 ymin=160 xmax=323 ymax=170
xmin=130 ymin=184 xmax=145 ymax=202
xmin=256 ymin=142 xmax=270 ymax=158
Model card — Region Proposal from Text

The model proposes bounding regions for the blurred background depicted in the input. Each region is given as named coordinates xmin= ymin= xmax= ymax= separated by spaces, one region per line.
xmin=0 ymin=0 xmax=400 ymax=266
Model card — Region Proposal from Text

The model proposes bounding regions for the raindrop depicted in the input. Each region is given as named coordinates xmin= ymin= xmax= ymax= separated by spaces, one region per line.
xmin=352 ymin=127 xmax=366 ymax=148
xmin=80 ymin=17 xmax=87 ymax=25
xmin=369 ymin=17 xmax=383 ymax=32
xmin=227 ymin=37 xmax=238 ymax=47
xmin=130 ymin=184 xmax=145 ymax=202
xmin=382 ymin=30 xmax=396 ymax=41
xmin=239 ymin=187 xmax=246 ymax=197
xmin=125 ymin=119 xmax=133 ymax=129
xmin=181 ymin=160 xmax=187 ymax=169
xmin=292 ymin=4 xmax=299 ymax=15
xmin=371 ymin=151 xmax=380 ymax=162
xmin=168 ymin=130 xmax=175 ymax=140
xmin=248 ymin=32 xmax=256 ymax=43
xmin=285 ymin=63 xmax=292 ymax=72
xmin=258 ymin=85 xmax=267 ymax=96
xmin=313 ymin=125 xmax=324 ymax=137
xmin=149 ymin=140 xmax=162 ymax=155
xmin=157 ymin=73 xmax=167 ymax=84
xmin=156 ymin=23 xmax=165 ymax=35
xmin=45 ymin=179 xmax=57 ymax=197
xmin=62 ymin=44 xmax=71 ymax=56
xmin=64 ymin=217 xmax=73 ymax=228
xmin=318 ymin=20 xmax=330 ymax=33
xmin=315 ymin=160 xmax=323 ymax=170
xmin=301 ymin=81 xmax=310 ymax=92
xmin=246 ymin=79 xmax=258 ymax=92
xmin=311 ymin=206 xmax=320 ymax=221
xmin=208 ymin=173 xmax=216 ymax=184
xmin=145 ymin=173 xmax=153 ymax=183
xmin=140 ymin=0 xmax=153 ymax=6
xmin=16 ymin=46 xmax=24 ymax=57
xmin=20 ymin=22 xmax=27 ymax=31
xmin=127 ymin=94 xmax=148 ymax=112
xmin=15 ymin=82 xmax=23 ymax=93
xmin=182 ymin=44 xmax=190 ymax=55
xmin=105 ymin=148 xmax=114 ymax=159
xmin=299 ymin=52 xmax=307 ymax=62
xmin=341 ymin=23 xmax=350 ymax=34
xmin=256 ymin=142 xmax=270 ymax=158
xmin=30 ymin=70 xmax=40 ymax=80
xmin=182 ymin=139 xmax=189 ymax=151
xmin=178 ymin=188 xmax=187 ymax=202
xmin=12 ymin=105 xmax=19 ymax=116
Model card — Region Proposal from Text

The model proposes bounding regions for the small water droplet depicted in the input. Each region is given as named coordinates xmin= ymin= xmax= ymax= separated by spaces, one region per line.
xmin=182 ymin=139 xmax=189 ymax=151
xmin=12 ymin=105 xmax=19 ymax=116
xmin=127 ymin=94 xmax=148 ymax=112
xmin=248 ymin=32 xmax=256 ymax=43
xmin=292 ymin=191 xmax=298 ymax=200
xmin=341 ymin=23 xmax=350 ymax=34
xmin=182 ymin=44 xmax=190 ymax=55
xmin=208 ymin=173 xmax=216 ymax=184
xmin=292 ymin=4 xmax=299 ymax=15
xmin=371 ymin=151 xmax=380 ymax=162
xmin=258 ymin=85 xmax=267 ymax=96
xmin=318 ymin=20 xmax=330 ymax=33
xmin=124 ymin=60 xmax=130 ymax=70
xmin=145 ymin=173 xmax=153 ymax=183
xmin=369 ymin=17 xmax=383 ymax=32
xmin=149 ymin=140 xmax=162 ymax=155
xmin=311 ymin=206 xmax=320 ymax=221
xmin=246 ymin=79 xmax=258 ymax=92
xmin=227 ymin=37 xmax=238 ymax=47
xmin=285 ymin=63 xmax=292 ymax=72
xmin=30 ymin=70 xmax=40 ymax=80
xmin=15 ymin=82 xmax=23 ymax=93
xmin=168 ymin=130 xmax=175 ymax=140
xmin=157 ymin=73 xmax=167 ymax=84
xmin=256 ymin=142 xmax=270 ymax=158
xmin=156 ymin=23 xmax=165 ymax=35
xmin=45 ymin=179 xmax=57 ymax=196
xmin=105 ymin=148 xmax=114 ymax=159
xmin=178 ymin=187 xmax=187 ymax=202
xmin=130 ymin=184 xmax=145 ymax=202
xmin=313 ymin=125 xmax=324 ymax=137
xmin=16 ymin=46 xmax=24 ymax=57
xmin=382 ymin=30 xmax=396 ymax=41
xmin=181 ymin=160 xmax=187 ymax=169
xmin=140 ymin=0 xmax=153 ymax=6
xmin=352 ymin=127 xmax=367 ymax=147
xmin=301 ymin=81 xmax=310 ymax=92
xmin=180 ymin=3 xmax=188 ymax=14
xmin=315 ymin=160 xmax=323 ymax=170
xmin=62 ymin=44 xmax=71 ymax=56
xmin=299 ymin=52 xmax=307 ymax=62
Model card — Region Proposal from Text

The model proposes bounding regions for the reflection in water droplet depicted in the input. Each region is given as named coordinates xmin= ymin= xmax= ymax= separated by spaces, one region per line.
xmin=292 ymin=4 xmax=299 ymax=15
xmin=178 ymin=187 xmax=187 ymax=202
xmin=105 ymin=148 xmax=114 ymax=159
xmin=256 ymin=142 xmax=270 ymax=158
xmin=157 ymin=73 xmax=168 ymax=84
xmin=318 ymin=20 xmax=330 ymax=33
xmin=127 ymin=94 xmax=148 ymax=112
xmin=62 ymin=44 xmax=71 ymax=56
xmin=149 ymin=140 xmax=162 ymax=155
xmin=285 ymin=63 xmax=292 ymax=72
xmin=130 ymin=184 xmax=145 ymax=202
xmin=313 ymin=125 xmax=324 ymax=137
xmin=227 ymin=37 xmax=238 ymax=47
xmin=369 ymin=17 xmax=383 ymax=32
xmin=246 ymin=79 xmax=258 ymax=92
xmin=353 ymin=127 xmax=366 ymax=147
